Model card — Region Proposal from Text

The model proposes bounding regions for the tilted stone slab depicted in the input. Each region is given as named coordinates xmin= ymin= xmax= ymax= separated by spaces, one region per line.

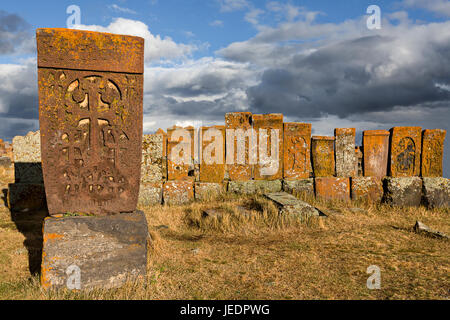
xmin=264 ymin=192 xmax=320 ymax=217
xmin=282 ymin=179 xmax=314 ymax=199
xmin=141 ymin=134 xmax=165 ymax=183
xmin=421 ymin=129 xmax=446 ymax=177
xmin=382 ymin=177 xmax=422 ymax=207
xmin=311 ymin=136 xmax=335 ymax=177
xmin=363 ymin=130 xmax=389 ymax=178
xmin=335 ymin=128 xmax=356 ymax=177
xmin=163 ymin=179 xmax=194 ymax=205
xmin=315 ymin=177 xmax=350 ymax=202
xmin=41 ymin=211 xmax=148 ymax=290
xmin=389 ymin=127 xmax=422 ymax=177
xmin=37 ymin=29 xmax=144 ymax=216
xmin=225 ymin=112 xmax=254 ymax=181
xmin=199 ymin=126 xmax=225 ymax=183
xmin=422 ymin=177 xmax=449 ymax=209
xmin=253 ymin=114 xmax=283 ymax=180
xmin=351 ymin=177 xmax=383 ymax=203
xmin=228 ymin=180 xmax=282 ymax=195
xmin=138 ymin=182 xmax=163 ymax=206
xmin=283 ymin=123 xmax=312 ymax=180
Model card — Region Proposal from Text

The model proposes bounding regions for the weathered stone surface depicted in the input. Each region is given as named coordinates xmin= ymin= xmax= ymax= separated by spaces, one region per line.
xmin=351 ymin=177 xmax=383 ymax=203
xmin=414 ymin=221 xmax=449 ymax=240
xmin=282 ymin=179 xmax=314 ymax=199
xmin=167 ymin=126 xmax=195 ymax=180
xmin=264 ymin=192 xmax=320 ymax=217
xmin=138 ymin=182 xmax=163 ymax=206
xmin=0 ymin=139 xmax=13 ymax=158
xmin=315 ymin=177 xmax=350 ymax=202
xmin=283 ymin=123 xmax=312 ymax=180
xmin=335 ymin=128 xmax=356 ymax=177
xmin=141 ymin=134 xmax=164 ymax=182
xmin=163 ymin=179 xmax=194 ymax=205
xmin=311 ymin=136 xmax=335 ymax=177
xmin=12 ymin=131 xmax=43 ymax=184
xmin=225 ymin=112 xmax=254 ymax=181
xmin=200 ymin=126 xmax=225 ymax=183
xmin=382 ymin=177 xmax=422 ymax=207
xmin=8 ymin=183 xmax=46 ymax=211
xmin=389 ymin=127 xmax=422 ymax=177
xmin=253 ymin=114 xmax=283 ymax=180
xmin=37 ymin=29 xmax=144 ymax=216
xmin=0 ymin=157 xmax=14 ymax=184
xmin=228 ymin=180 xmax=282 ymax=194
xmin=421 ymin=129 xmax=446 ymax=177
xmin=41 ymin=211 xmax=148 ymax=290
xmin=363 ymin=130 xmax=390 ymax=178
xmin=355 ymin=146 xmax=363 ymax=177
xmin=195 ymin=182 xmax=225 ymax=201
xmin=155 ymin=128 xmax=167 ymax=158
xmin=422 ymin=177 xmax=449 ymax=209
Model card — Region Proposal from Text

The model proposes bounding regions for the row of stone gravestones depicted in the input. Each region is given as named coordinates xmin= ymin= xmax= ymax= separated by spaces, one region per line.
xmin=139 ymin=114 xmax=448 ymax=208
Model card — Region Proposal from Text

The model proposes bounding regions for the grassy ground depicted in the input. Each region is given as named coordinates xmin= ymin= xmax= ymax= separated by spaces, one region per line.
xmin=0 ymin=193 xmax=448 ymax=300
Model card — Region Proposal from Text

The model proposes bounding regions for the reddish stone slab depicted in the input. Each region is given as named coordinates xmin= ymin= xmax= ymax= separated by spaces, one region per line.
xmin=315 ymin=177 xmax=350 ymax=202
xmin=225 ymin=112 xmax=254 ymax=181
xmin=163 ymin=178 xmax=194 ymax=205
xmin=351 ymin=177 xmax=383 ymax=203
xmin=335 ymin=128 xmax=356 ymax=177
xmin=283 ymin=123 xmax=312 ymax=180
xmin=311 ymin=136 xmax=335 ymax=177
xmin=199 ymin=126 xmax=225 ymax=183
xmin=421 ymin=129 xmax=446 ymax=177
xmin=389 ymin=127 xmax=422 ymax=177
xmin=253 ymin=114 xmax=283 ymax=180
xmin=363 ymin=130 xmax=390 ymax=178
xmin=37 ymin=29 xmax=144 ymax=216
xmin=167 ymin=126 xmax=195 ymax=180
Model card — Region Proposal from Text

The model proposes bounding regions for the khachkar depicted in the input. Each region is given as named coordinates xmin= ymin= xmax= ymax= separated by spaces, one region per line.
xmin=37 ymin=29 xmax=147 ymax=290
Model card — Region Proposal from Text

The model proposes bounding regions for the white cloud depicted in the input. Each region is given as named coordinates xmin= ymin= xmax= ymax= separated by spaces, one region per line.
xmin=73 ymin=18 xmax=197 ymax=63
xmin=210 ymin=20 xmax=224 ymax=27
xmin=108 ymin=4 xmax=137 ymax=15
xmin=218 ymin=0 xmax=249 ymax=12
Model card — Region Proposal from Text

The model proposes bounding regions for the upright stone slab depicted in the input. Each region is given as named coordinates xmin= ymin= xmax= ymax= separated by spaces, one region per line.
xmin=155 ymin=128 xmax=167 ymax=160
xmin=141 ymin=134 xmax=164 ymax=183
xmin=283 ymin=123 xmax=312 ymax=180
xmin=163 ymin=179 xmax=194 ymax=205
xmin=335 ymin=128 xmax=356 ymax=177
xmin=225 ymin=112 xmax=254 ymax=181
xmin=389 ymin=127 xmax=422 ymax=177
xmin=200 ymin=126 xmax=225 ymax=183
xmin=363 ymin=130 xmax=390 ymax=178
xmin=41 ymin=211 xmax=148 ymax=290
xmin=355 ymin=146 xmax=363 ymax=177
xmin=315 ymin=177 xmax=350 ymax=202
xmin=422 ymin=177 xmax=449 ymax=209
xmin=253 ymin=114 xmax=283 ymax=180
xmin=311 ymin=136 xmax=335 ymax=177
xmin=382 ymin=177 xmax=422 ymax=207
xmin=37 ymin=29 xmax=144 ymax=216
xmin=421 ymin=129 xmax=446 ymax=177
xmin=351 ymin=177 xmax=383 ymax=203
xmin=167 ymin=126 xmax=195 ymax=180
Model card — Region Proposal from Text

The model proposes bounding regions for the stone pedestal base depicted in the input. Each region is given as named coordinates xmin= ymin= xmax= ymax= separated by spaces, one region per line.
xmin=41 ymin=210 xmax=148 ymax=290
xmin=422 ymin=177 xmax=449 ymax=209
xmin=382 ymin=177 xmax=422 ymax=207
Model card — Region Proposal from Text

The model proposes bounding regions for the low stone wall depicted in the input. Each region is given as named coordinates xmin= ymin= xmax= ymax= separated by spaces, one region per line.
xmin=3 ymin=113 xmax=449 ymax=209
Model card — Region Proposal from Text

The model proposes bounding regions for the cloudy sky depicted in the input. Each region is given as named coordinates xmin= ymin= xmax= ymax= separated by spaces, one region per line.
xmin=0 ymin=0 xmax=449 ymax=176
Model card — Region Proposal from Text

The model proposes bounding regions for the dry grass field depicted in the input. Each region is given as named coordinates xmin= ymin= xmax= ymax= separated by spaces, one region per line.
xmin=0 ymin=193 xmax=448 ymax=300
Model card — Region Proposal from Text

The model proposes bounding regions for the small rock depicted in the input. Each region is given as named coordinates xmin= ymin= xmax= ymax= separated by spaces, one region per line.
xmin=414 ymin=221 xmax=449 ymax=240
xmin=191 ymin=248 xmax=200 ymax=255
xmin=264 ymin=192 xmax=320 ymax=217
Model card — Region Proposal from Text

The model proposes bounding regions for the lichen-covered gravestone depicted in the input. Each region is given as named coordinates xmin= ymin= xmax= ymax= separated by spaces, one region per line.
xmin=311 ymin=136 xmax=335 ymax=177
xmin=37 ymin=29 xmax=147 ymax=290
xmin=283 ymin=123 xmax=312 ymax=180
xmin=334 ymin=128 xmax=356 ymax=177
xmin=389 ymin=127 xmax=422 ymax=177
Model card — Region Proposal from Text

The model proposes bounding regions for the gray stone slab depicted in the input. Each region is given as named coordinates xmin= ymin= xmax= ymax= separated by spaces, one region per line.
xmin=422 ymin=177 xmax=449 ymax=209
xmin=282 ymin=179 xmax=314 ymax=198
xmin=264 ymin=192 xmax=320 ymax=217
xmin=228 ymin=180 xmax=282 ymax=195
xmin=41 ymin=210 xmax=148 ymax=290
xmin=382 ymin=177 xmax=422 ymax=207
xmin=138 ymin=183 xmax=163 ymax=206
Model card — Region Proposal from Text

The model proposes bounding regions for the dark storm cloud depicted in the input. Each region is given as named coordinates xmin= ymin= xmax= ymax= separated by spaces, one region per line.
xmin=0 ymin=10 xmax=34 ymax=55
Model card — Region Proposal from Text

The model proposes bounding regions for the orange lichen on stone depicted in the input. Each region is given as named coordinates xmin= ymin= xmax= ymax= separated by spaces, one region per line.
xmin=334 ymin=128 xmax=356 ymax=177
xmin=311 ymin=136 xmax=335 ymax=177
xmin=36 ymin=28 xmax=144 ymax=74
xmin=283 ymin=123 xmax=312 ymax=180
xmin=421 ymin=129 xmax=446 ymax=177
xmin=163 ymin=178 xmax=194 ymax=205
xmin=225 ymin=112 xmax=253 ymax=181
xmin=363 ymin=130 xmax=390 ymax=178
xmin=156 ymin=128 xmax=167 ymax=157
xmin=315 ymin=177 xmax=350 ymax=202
xmin=351 ymin=177 xmax=383 ymax=203
xmin=200 ymin=126 xmax=225 ymax=183
xmin=389 ymin=127 xmax=422 ymax=177
xmin=253 ymin=114 xmax=283 ymax=180
xmin=167 ymin=126 xmax=195 ymax=180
